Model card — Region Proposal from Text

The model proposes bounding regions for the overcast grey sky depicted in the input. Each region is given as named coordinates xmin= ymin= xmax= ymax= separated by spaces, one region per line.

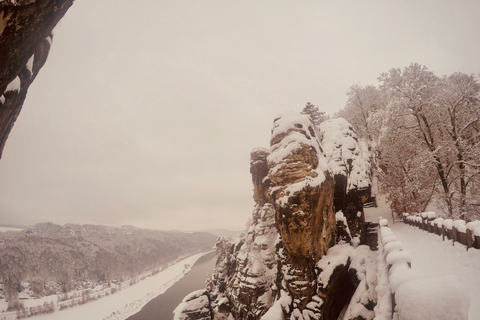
xmin=1 ymin=1 xmax=479 ymax=231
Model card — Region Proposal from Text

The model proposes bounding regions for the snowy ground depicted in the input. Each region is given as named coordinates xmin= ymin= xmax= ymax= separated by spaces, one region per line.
xmin=0 ymin=252 xmax=209 ymax=320
xmin=365 ymin=196 xmax=480 ymax=320
xmin=390 ymin=223 xmax=480 ymax=319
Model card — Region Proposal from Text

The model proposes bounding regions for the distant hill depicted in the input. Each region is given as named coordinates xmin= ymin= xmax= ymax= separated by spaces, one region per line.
xmin=204 ymin=229 xmax=244 ymax=237
xmin=0 ymin=222 xmax=217 ymax=308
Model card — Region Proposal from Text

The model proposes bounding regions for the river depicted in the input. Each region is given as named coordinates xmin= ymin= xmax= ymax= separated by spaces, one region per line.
xmin=126 ymin=251 xmax=217 ymax=320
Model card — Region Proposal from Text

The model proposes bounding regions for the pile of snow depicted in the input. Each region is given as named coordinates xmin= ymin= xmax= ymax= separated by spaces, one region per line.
xmin=375 ymin=225 xmax=417 ymax=319
xmin=453 ymin=220 xmax=467 ymax=233
xmin=420 ymin=211 xmax=437 ymax=219
xmin=443 ymin=219 xmax=453 ymax=230
xmin=433 ymin=218 xmax=444 ymax=228
xmin=467 ymin=221 xmax=480 ymax=237
xmin=379 ymin=218 xmax=388 ymax=227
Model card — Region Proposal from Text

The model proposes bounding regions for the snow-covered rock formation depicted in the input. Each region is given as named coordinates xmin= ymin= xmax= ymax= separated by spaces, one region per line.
xmin=319 ymin=118 xmax=372 ymax=242
xmin=174 ymin=113 xmax=374 ymax=320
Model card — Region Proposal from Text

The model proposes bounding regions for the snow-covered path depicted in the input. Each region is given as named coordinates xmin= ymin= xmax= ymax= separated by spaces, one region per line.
xmin=365 ymin=198 xmax=480 ymax=320
xmin=390 ymin=223 xmax=480 ymax=319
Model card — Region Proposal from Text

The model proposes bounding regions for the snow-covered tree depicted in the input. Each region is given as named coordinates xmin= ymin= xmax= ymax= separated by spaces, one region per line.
xmin=339 ymin=63 xmax=480 ymax=220
xmin=339 ymin=84 xmax=385 ymax=143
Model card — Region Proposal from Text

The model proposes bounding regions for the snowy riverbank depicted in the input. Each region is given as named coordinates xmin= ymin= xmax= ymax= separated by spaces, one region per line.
xmin=0 ymin=252 xmax=210 ymax=320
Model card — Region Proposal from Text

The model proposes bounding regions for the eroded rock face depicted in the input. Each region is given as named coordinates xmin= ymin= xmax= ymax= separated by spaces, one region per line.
xmin=250 ymin=147 xmax=272 ymax=205
xmin=268 ymin=114 xmax=336 ymax=263
xmin=0 ymin=0 xmax=74 ymax=158
xmin=266 ymin=113 xmax=337 ymax=311
xmin=175 ymin=150 xmax=279 ymax=320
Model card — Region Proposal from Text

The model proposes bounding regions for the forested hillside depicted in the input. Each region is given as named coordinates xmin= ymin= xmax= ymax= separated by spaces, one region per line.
xmin=338 ymin=63 xmax=480 ymax=221
xmin=0 ymin=223 xmax=216 ymax=310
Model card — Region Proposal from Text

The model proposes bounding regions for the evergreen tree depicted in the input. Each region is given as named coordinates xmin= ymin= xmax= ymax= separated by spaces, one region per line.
xmin=301 ymin=102 xmax=326 ymax=127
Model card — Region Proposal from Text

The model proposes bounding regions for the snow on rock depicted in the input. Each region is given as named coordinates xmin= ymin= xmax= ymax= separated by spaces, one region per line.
xmin=175 ymin=114 xmax=378 ymax=320
xmin=342 ymin=245 xmax=378 ymax=320
xmin=335 ymin=211 xmax=352 ymax=243
xmin=318 ymin=118 xmax=371 ymax=192
xmin=26 ymin=54 xmax=34 ymax=77
xmin=5 ymin=76 xmax=20 ymax=93
xmin=178 ymin=202 xmax=279 ymax=319
xmin=260 ymin=289 xmax=292 ymax=320
xmin=268 ymin=112 xmax=336 ymax=262
xmin=395 ymin=274 xmax=470 ymax=320
xmin=173 ymin=289 xmax=212 ymax=320
xmin=0 ymin=95 xmax=5 ymax=104
xmin=316 ymin=244 xmax=354 ymax=287
xmin=268 ymin=112 xmax=329 ymax=207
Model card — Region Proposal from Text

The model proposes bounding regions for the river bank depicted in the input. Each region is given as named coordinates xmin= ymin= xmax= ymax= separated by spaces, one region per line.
xmin=126 ymin=251 xmax=216 ymax=320
xmin=0 ymin=252 xmax=211 ymax=320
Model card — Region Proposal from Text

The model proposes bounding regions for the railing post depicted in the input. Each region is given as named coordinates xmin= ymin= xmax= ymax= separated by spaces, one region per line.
xmin=466 ymin=228 xmax=473 ymax=249
xmin=452 ymin=226 xmax=458 ymax=245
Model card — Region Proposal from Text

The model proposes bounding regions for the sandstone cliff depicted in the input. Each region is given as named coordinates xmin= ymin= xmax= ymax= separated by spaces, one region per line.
xmin=0 ymin=0 xmax=74 ymax=158
xmin=174 ymin=113 xmax=375 ymax=320
xmin=319 ymin=118 xmax=372 ymax=243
